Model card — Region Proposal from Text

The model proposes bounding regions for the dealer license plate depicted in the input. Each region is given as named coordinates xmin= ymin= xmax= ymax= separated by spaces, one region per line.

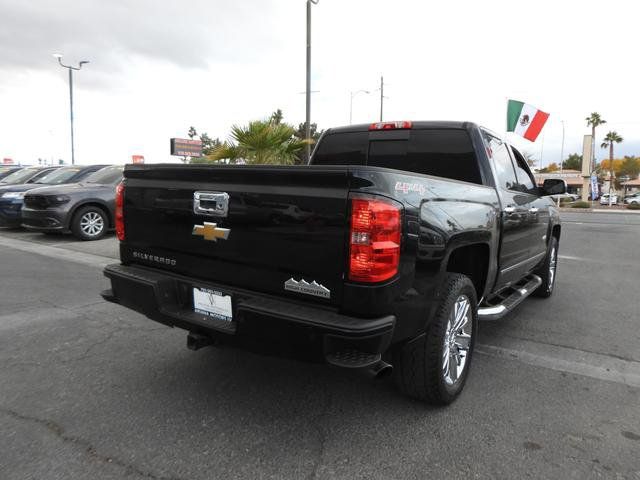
xmin=193 ymin=287 xmax=233 ymax=322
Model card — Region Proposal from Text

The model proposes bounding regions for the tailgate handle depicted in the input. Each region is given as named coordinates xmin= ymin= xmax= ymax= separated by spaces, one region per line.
xmin=193 ymin=191 xmax=229 ymax=217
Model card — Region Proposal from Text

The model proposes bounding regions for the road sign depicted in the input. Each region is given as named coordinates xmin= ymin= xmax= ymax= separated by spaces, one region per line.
xmin=2 ymin=158 xmax=13 ymax=165
xmin=170 ymin=138 xmax=202 ymax=157
xmin=131 ymin=155 xmax=144 ymax=164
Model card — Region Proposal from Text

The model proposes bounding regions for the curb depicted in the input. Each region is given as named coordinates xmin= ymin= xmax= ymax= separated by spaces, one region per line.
xmin=558 ymin=207 xmax=640 ymax=214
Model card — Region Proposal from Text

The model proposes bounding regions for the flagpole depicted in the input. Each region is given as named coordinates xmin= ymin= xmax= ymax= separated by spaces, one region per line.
xmin=539 ymin=129 xmax=546 ymax=171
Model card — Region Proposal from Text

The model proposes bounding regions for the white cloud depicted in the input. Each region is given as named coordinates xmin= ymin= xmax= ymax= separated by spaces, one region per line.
xmin=0 ymin=0 xmax=638 ymax=165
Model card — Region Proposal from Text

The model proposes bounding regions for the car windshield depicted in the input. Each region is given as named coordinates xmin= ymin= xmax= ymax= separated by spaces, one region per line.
xmin=34 ymin=167 xmax=84 ymax=185
xmin=85 ymin=166 xmax=124 ymax=184
xmin=0 ymin=167 xmax=40 ymax=184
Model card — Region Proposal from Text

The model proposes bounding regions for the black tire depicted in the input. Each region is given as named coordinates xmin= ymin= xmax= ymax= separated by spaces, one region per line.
xmin=71 ymin=206 xmax=108 ymax=241
xmin=532 ymin=236 xmax=559 ymax=298
xmin=393 ymin=273 xmax=478 ymax=405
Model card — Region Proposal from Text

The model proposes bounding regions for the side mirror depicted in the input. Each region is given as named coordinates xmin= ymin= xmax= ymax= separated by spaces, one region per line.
xmin=541 ymin=178 xmax=567 ymax=196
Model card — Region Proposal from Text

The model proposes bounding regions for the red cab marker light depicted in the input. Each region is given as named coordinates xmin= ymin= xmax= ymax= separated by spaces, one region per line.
xmin=369 ymin=121 xmax=412 ymax=131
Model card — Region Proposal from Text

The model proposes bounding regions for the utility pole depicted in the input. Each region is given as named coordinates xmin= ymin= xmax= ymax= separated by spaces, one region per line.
xmin=379 ymin=76 xmax=384 ymax=121
xmin=305 ymin=0 xmax=319 ymax=163
xmin=560 ymin=120 xmax=565 ymax=174
xmin=53 ymin=54 xmax=89 ymax=165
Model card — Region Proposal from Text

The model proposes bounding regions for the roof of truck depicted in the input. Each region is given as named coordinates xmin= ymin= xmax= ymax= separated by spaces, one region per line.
xmin=326 ymin=121 xmax=478 ymax=134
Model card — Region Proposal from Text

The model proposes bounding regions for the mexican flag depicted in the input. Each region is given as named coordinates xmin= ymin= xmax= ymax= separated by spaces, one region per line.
xmin=506 ymin=99 xmax=549 ymax=142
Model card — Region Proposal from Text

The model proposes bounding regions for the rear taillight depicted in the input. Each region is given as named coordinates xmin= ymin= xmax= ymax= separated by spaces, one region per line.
xmin=349 ymin=196 xmax=401 ymax=283
xmin=115 ymin=181 xmax=125 ymax=241
xmin=369 ymin=121 xmax=412 ymax=131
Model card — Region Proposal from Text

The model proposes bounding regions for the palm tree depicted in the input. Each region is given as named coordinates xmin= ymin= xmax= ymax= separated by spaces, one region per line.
xmin=601 ymin=131 xmax=623 ymax=206
xmin=586 ymin=112 xmax=606 ymax=173
xmin=208 ymin=118 xmax=309 ymax=165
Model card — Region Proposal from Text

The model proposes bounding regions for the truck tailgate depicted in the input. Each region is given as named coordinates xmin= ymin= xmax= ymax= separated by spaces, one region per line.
xmin=122 ymin=165 xmax=351 ymax=306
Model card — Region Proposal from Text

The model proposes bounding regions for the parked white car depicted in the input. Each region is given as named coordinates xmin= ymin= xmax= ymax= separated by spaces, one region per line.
xmin=600 ymin=194 xmax=618 ymax=205
xmin=624 ymin=193 xmax=640 ymax=205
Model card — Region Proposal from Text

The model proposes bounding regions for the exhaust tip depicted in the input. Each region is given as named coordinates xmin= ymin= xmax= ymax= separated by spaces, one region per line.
xmin=369 ymin=360 xmax=393 ymax=380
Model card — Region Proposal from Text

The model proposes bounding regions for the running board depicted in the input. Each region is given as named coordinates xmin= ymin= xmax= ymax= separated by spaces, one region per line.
xmin=478 ymin=275 xmax=542 ymax=321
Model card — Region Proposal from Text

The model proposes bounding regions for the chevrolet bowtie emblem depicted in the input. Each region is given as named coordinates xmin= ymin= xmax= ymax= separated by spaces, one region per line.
xmin=192 ymin=222 xmax=230 ymax=242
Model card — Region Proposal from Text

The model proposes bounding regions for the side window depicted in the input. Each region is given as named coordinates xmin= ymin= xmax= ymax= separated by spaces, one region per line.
xmin=484 ymin=134 xmax=518 ymax=190
xmin=510 ymin=147 xmax=536 ymax=193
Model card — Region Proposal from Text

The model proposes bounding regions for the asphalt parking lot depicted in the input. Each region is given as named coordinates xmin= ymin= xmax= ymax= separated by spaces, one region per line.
xmin=1 ymin=211 xmax=639 ymax=480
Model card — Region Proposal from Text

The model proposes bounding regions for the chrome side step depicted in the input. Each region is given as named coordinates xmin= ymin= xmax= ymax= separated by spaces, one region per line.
xmin=478 ymin=274 xmax=542 ymax=321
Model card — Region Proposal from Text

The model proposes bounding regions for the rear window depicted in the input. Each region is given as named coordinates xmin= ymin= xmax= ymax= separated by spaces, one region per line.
xmin=0 ymin=167 xmax=40 ymax=184
xmin=312 ymin=132 xmax=368 ymax=166
xmin=85 ymin=166 xmax=123 ymax=185
xmin=312 ymin=129 xmax=482 ymax=184
xmin=35 ymin=167 xmax=83 ymax=185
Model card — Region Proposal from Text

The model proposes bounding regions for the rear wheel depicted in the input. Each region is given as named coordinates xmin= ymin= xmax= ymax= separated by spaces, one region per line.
xmin=71 ymin=206 xmax=107 ymax=241
xmin=533 ymin=236 xmax=558 ymax=298
xmin=393 ymin=273 xmax=477 ymax=405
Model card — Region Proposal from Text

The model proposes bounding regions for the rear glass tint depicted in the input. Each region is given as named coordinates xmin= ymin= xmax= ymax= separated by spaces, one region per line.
xmin=312 ymin=132 xmax=368 ymax=165
xmin=313 ymin=129 xmax=482 ymax=185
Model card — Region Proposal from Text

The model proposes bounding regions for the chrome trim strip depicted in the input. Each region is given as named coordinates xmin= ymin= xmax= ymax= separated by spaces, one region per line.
xmin=500 ymin=251 xmax=545 ymax=275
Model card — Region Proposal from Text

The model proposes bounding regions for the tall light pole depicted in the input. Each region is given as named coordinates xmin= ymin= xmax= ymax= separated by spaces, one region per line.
xmin=305 ymin=0 xmax=319 ymax=162
xmin=559 ymin=120 xmax=565 ymax=174
xmin=379 ymin=76 xmax=384 ymax=121
xmin=53 ymin=53 xmax=89 ymax=165
xmin=349 ymin=90 xmax=370 ymax=124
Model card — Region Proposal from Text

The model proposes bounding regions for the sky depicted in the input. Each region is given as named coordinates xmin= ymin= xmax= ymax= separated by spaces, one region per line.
xmin=0 ymin=0 xmax=638 ymax=167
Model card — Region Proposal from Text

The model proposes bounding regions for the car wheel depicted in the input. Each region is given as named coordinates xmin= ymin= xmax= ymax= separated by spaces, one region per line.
xmin=393 ymin=273 xmax=477 ymax=405
xmin=533 ymin=236 xmax=559 ymax=298
xmin=72 ymin=206 xmax=107 ymax=241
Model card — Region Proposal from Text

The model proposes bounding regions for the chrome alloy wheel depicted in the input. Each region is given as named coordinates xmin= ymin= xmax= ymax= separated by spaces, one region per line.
xmin=80 ymin=211 xmax=104 ymax=237
xmin=442 ymin=295 xmax=473 ymax=386
xmin=548 ymin=244 xmax=557 ymax=292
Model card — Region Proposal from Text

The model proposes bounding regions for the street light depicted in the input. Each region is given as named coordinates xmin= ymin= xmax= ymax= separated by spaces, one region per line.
xmin=53 ymin=53 xmax=89 ymax=165
xmin=305 ymin=0 xmax=319 ymax=163
xmin=349 ymin=90 xmax=370 ymax=124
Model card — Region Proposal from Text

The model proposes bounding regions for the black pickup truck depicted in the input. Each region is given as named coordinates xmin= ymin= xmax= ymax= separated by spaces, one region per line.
xmin=102 ymin=121 xmax=565 ymax=405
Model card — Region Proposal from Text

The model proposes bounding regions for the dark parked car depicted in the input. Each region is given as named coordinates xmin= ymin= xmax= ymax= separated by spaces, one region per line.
xmin=0 ymin=166 xmax=23 ymax=181
xmin=0 ymin=165 xmax=108 ymax=227
xmin=0 ymin=166 xmax=61 ymax=225
xmin=0 ymin=166 xmax=58 ymax=186
xmin=102 ymin=121 xmax=564 ymax=405
xmin=22 ymin=165 xmax=123 ymax=240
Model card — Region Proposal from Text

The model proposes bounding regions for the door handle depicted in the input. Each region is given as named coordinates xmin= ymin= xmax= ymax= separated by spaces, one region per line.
xmin=529 ymin=207 xmax=539 ymax=213
xmin=504 ymin=206 xmax=516 ymax=214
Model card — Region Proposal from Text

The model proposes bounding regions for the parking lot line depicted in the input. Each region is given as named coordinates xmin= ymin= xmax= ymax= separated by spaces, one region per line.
xmin=0 ymin=235 xmax=112 ymax=269
xmin=476 ymin=340 xmax=640 ymax=388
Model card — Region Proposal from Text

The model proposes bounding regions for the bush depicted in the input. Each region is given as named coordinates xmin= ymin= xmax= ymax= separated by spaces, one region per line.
xmin=627 ymin=203 xmax=640 ymax=210
xmin=571 ymin=201 xmax=591 ymax=209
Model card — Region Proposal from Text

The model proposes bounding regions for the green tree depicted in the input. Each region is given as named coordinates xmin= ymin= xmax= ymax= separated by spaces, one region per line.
xmin=199 ymin=132 xmax=221 ymax=156
xmin=562 ymin=153 xmax=582 ymax=171
xmin=539 ymin=162 xmax=559 ymax=173
xmin=270 ymin=109 xmax=284 ymax=125
xmin=207 ymin=116 xmax=309 ymax=165
xmin=586 ymin=112 xmax=606 ymax=170
xmin=601 ymin=131 xmax=623 ymax=205
xmin=184 ymin=127 xmax=222 ymax=163
xmin=619 ymin=156 xmax=640 ymax=179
